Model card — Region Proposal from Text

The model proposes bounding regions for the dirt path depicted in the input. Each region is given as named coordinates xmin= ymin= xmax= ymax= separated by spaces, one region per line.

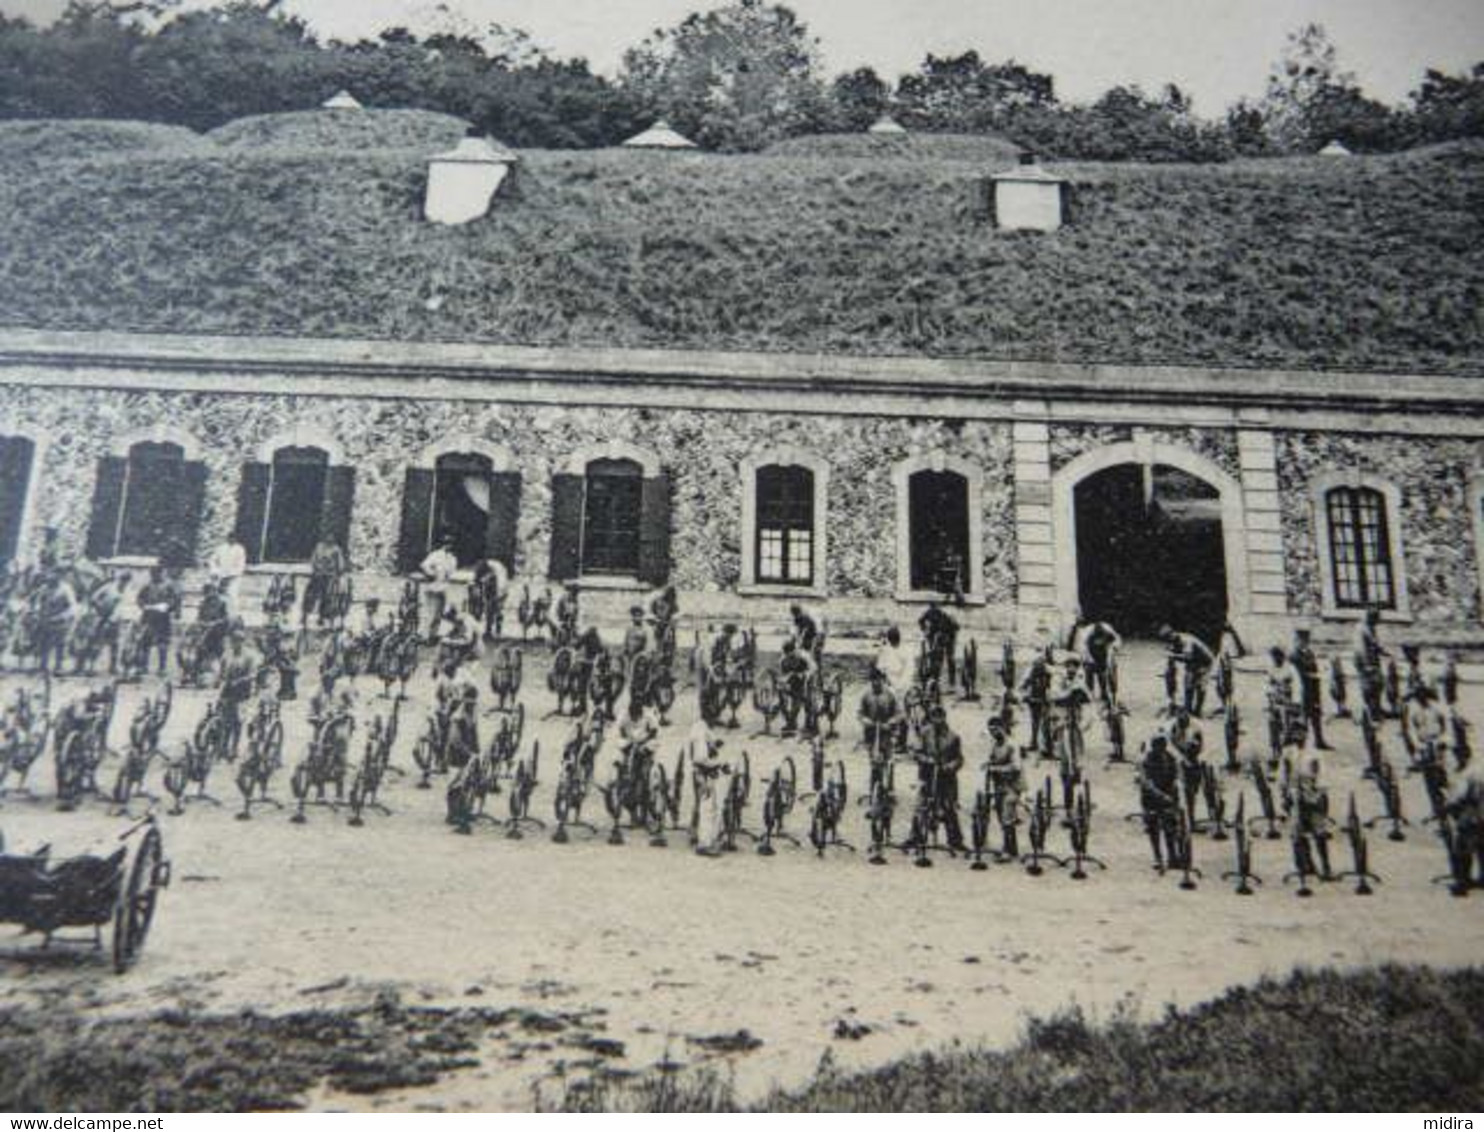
xmin=1 ymin=644 xmax=1478 ymax=1110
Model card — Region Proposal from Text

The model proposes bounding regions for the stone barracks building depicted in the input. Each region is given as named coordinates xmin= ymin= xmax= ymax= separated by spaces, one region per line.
xmin=0 ymin=110 xmax=1481 ymax=644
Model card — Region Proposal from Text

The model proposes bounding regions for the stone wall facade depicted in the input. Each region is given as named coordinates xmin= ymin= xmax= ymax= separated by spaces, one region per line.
xmin=0 ymin=383 xmax=1018 ymax=616
xmin=3 ymin=356 xmax=1482 ymax=641
xmin=1275 ymin=431 xmax=1484 ymax=626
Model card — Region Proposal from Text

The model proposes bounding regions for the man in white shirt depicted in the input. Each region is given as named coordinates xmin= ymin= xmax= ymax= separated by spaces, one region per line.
xmin=874 ymin=625 xmax=915 ymax=696
xmin=419 ymin=538 xmax=459 ymax=633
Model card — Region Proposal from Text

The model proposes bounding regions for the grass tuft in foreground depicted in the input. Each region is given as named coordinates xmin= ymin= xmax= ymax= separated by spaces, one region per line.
xmin=553 ymin=965 xmax=1484 ymax=1112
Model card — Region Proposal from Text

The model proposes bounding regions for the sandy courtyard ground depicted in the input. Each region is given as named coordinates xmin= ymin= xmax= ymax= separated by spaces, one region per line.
xmin=0 ymin=640 xmax=1479 ymax=1110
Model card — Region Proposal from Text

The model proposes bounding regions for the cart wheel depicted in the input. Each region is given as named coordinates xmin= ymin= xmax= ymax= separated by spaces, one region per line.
xmin=113 ymin=823 xmax=165 ymax=973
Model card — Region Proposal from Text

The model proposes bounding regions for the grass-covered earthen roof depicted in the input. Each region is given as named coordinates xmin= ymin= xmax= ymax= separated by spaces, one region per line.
xmin=1 ymin=112 xmax=1481 ymax=376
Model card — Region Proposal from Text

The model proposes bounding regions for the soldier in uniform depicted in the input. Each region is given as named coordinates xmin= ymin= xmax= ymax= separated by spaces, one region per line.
xmin=622 ymin=605 xmax=650 ymax=663
xmin=778 ymin=638 xmax=812 ymax=737
xmin=1353 ymin=608 xmax=1387 ymax=721
xmin=918 ymin=602 xmax=959 ymax=688
xmin=1069 ymin=613 xmax=1121 ymax=708
xmin=468 ymin=557 xmax=508 ymax=642
xmin=984 ymin=716 xmax=1024 ymax=859
xmin=789 ymin=603 xmax=820 ymax=662
xmin=87 ymin=570 xmax=129 ymax=675
xmin=857 ymin=667 xmax=901 ymax=789
xmin=195 ymin=578 xmax=231 ymax=671
xmin=1138 ymin=732 xmax=1182 ymax=872
xmin=553 ymin=582 xmax=580 ymax=647
xmin=259 ymin=615 xmax=298 ymax=700
xmin=306 ymin=535 xmax=350 ymax=631
xmin=1293 ymin=756 xmax=1334 ymax=880
xmin=1445 ymin=760 xmax=1484 ymax=896
xmin=1265 ymin=645 xmax=1301 ymax=764
xmin=1160 ymin=625 xmax=1216 ymax=717
xmin=218 ymin=625 xmax=259 ymax=759
xmin=907 ymin=704 xmax=967 ymax=852
xmin=1289 ymin=628 xmax=1332 ymax=750
xmin=35 ymin=570 xmax=77 ymax=676
xmin=1018 ymin=646 xmax=1054 ymax=759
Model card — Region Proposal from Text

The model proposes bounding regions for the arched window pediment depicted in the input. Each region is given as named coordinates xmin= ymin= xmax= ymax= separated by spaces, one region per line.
xmin=1311 ymin=473 xmax=1409 ymax=619
xmin=740 ymin=449 xmax=829 ymax=595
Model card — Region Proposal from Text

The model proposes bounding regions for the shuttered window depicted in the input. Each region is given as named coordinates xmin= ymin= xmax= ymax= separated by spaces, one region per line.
xmin=85 ymin=441 xmax=207 ymax=567
xmin=0 ymin=435 xmax=35 ymax=565
xmin=263 ymin=446 xmax=329 ymax=564
xmin=1326 ymin=486 xmax=1396 ymax=610
xmin=581 ymin=458 xmax=642 ymax=576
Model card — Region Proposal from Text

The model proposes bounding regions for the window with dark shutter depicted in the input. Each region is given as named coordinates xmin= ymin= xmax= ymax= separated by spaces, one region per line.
xmin=487 ymin=471 xmax=522 ymax=574
xmin=432 ymin=452 xmax=493 ymax=569
xmin=581 ymin=458 xmax=642 ymax=576
xmin=85 ymin=456 xmax=127 ymax=562
xmin=115 ymin=441 xmax=186 ymax=558
xmin=1326 ymin=486 xmax=1396 ymax=610
xmin=0 ymin=436 xmax=34 ymax=565
xmin=397 ymin=467 xmax=436 ymax=575
xmin=549 ymin=474 xmax=584 ymax=581
xmin=263 ymin=446 xmax=330 ymax=564
xmin=755 ymin=465 xmax=814 ymax=586
xmin=234 ymin=462 xmax=271 ymax=565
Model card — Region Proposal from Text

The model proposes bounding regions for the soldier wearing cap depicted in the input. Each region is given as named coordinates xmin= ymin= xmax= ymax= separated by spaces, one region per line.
xmin=219 ymin=623 xmax=258 ymax=758
xmin=778 ymin=638 xmax=812 ymax=737
xmin=858 ymin=667 xmax=900 ymax=788
xmin=1019 ymin=646 xmax=1054 ymax=759
xmin=1138 ymin=732 xmax=1182 ymax=872
xmin=919 ymin=601 xmax=959 ymax=688
xmin=907 ymin=703 xmax=966 ymax=852
xmin=984 ymin=715 xmax=1023 ymax=858
xmin=1353 ymin=609 xmax=1387 ymax=720
xmin=1160 ymin=624 xmax=1216 ymax=717
xmin=1294 ymin=756 xmax=1334 ymax=879
xmin=1289 ymin=627 xmax=1332 ymax=750
xmin=554 ymin=581 xmax=580 ymax=646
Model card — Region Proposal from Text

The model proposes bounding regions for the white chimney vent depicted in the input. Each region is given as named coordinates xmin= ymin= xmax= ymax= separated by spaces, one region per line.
xmin=991 ymin=155 xmax=1066 ymax=232
xmin=424 ymin=135 xmax=518 ymax=226
xmin=322 ymin=90 xmax=362 ymax=110
xmin=622 ymin=120 xmax=699 ymax=149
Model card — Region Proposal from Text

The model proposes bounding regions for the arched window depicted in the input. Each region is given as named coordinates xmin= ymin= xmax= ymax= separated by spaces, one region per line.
xmin=1324 ymin=485 xmax=1397 ymax=610
xmin=740 ymin=450 xmax=829 ymax=594
xmin=396 ymin=445 xmax=521 ymax=574
xmin=234 ymin=441 xmax=356 ymax=566
xmin=0 ymin=434 xmax=36 ymax=566
xmin=582 ymin=457 xmax=643 ymax=576
xmin=892 ymin=455 xmax=984 ymax=603
xmin=85 ymin=438 xmax=207 ymax=566
xmin=756 ymin=466 xmax=815 ymax=585
xmin=549 ymin=444 xmax=670 ymax=586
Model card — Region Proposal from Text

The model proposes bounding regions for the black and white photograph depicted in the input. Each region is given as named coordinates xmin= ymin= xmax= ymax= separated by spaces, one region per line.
xmin=0 ymin=0 xmax=1481 ymax=1116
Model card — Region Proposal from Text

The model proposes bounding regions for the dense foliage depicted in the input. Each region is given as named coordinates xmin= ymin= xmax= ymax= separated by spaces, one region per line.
xmin=1 ymin=124 xmax=1480 ymax=376
xmin=0 ymin=4 xmax=1479 ymax=158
